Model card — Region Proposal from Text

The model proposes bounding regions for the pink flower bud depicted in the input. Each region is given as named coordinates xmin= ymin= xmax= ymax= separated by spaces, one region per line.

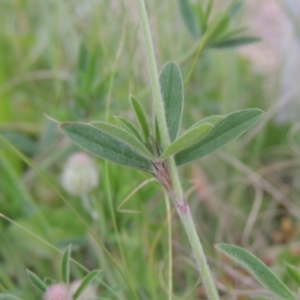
xmin=61 ymin=152 xmax=99 ymax=196
xmin=43 ymin=283 xmax=70 ymax=300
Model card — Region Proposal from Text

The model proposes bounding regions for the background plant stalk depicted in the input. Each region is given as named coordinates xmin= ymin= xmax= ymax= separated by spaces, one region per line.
xmin=134 ymin=0 xmax=220 ymax=298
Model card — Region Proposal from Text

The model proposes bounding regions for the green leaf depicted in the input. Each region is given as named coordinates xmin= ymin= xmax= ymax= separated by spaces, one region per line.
xmin=61 ymin=245 xmax=71 ymax=285
xmin=114 ymin=116 xmax=143 ymax=142
xmin=178 ymin=0 xmax=197 ymax=37
xmin=131 ymin=96 xmax=150 ymax=140
xmin=161 ymin=123 xmax=212 ymax=159
xmin=210 ymin=36 xmax=261 ymax=48
xmin=0 ymin=294 xmax=25 ymax=300
xmin=91 ymin=121 xmax=154 ymax=160
xmin=217 ymin=244 xmax=295 ymax=300
xmin=175 ymin=109 xmax=263 ymax=165
xmin=60 ymin=122 xmax=152 ymax=171
xmin=73 ymin=270 xmax=101 ymax=299
xmin=286 ymin=264 xmax=300 ymax=286
xmin=190 ymin=115 xmax=224 ymax=129
xmin=160 ymin=62 xmax=184 ymax=142
xmin=206 ymin=13 xmax=230 ymax=43
xmin=26 ymin=270 xmax=47 ymax=292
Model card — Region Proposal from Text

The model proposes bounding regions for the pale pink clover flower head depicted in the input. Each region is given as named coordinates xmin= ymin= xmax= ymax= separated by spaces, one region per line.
xmin=43 ymin=283 xmax=71 ymax=300
xmin=61 ymin=152 xmax=99 ymax=196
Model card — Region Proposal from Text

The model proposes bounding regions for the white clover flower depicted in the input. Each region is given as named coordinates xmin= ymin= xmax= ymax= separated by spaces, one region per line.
xmin=61 ymin=152 xmax=99 ymax=196
xmin=43 ymin=283 xmax=71 ymax=300
xmin=70 ymin=279 xmax=97 ymax=300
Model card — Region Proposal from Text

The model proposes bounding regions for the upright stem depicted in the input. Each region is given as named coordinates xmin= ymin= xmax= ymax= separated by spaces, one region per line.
xmin=134 ymin=1 xmax=220 ymax=299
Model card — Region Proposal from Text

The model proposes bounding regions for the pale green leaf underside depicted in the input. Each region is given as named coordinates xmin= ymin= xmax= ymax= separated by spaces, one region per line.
xmin=217 ymin=244 xmax=295 ymax=300
xmin=190 ymin=115 xmax=224 ymax=129
xmin=91 ymin=121 xmax=154 ymax=160
xmin=161 ymin=123 xmax=212 ymax=159
xmin=131 ymin=96 xmax=150 ymax=140
xmin=175 ymin=109 xmax=263 ymax=165
xmin=73 ymin=270 xmax=101 ymax=299
xmin=160 ymin=61 xmax=184 ymax=142
xmin=60 ymin=123 xmax=152 ymax=171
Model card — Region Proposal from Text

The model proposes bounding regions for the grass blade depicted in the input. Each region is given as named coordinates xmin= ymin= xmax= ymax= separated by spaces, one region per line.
xmin=217 ymin=244 xmax=295 ymax=300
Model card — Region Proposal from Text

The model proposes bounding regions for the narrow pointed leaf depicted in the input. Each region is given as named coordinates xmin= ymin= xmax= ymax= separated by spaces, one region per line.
xmin=176 ymin=109 xmax=263 ymax=165
xmin=114 ymin=116 xmax=143 ymax=141
xmin=91 ymin=121 xmax=154 ymax=160
xmin=73 ymin=270 xmax=101 ymax=299
xmin=161 ymin=123 xmax=212 ymax=159
xmin=26 ymin=270 xmax=47 ymax=292
xmin=160 ymin=62 xmax=184 ymax=142
xmin=206 ymin=13 xmax=230 ymax=43
xmin=217 ymin=244 xmax=295 ymax=300
xmin=178 ymin=0 xmax=197 ymax=37
xmin=61 ymin=245 xmax=71 ymax=285
xmin=60 ymin=122 xmax=152 ymax=171
xmin=286 ymin=264 xmax=300 ymax=286
xmin=210 ymin=36 xmax=261 ymax=48
xmin=131 ymin=96 xmax=150 ymax=140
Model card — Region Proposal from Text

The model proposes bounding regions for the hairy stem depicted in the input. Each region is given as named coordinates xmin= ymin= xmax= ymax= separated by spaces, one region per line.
xmin=134 ymin=1 xmax=220 ymax=299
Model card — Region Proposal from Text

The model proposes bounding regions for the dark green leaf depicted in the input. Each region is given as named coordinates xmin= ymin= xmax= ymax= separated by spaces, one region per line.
xmin=175 ymin=109 xmax=263 ymax=165
xmin=73 ymin=270 xmax=101 ymax=299
xmin=178 ymin=0 xmax=197 ymax=37
xmin=191 ymin=2 xmax=206 ymax=36
xmin=60 ymin=122 xmax=152 ymax=171
xmin=286 ymin=264 xmax=300 ymax=286
xmin=61 ymin=245 xmax=71 ymax=285
xmin=131 ymin=96 xmax=150 ymax=140
xmin=160 ymin=62 xmax=184 ymax=142
xmin=91 ymin=121 xmax=154 ymax=160
xmin=154 ymin=116 xmax=161 ymax=146
xmin=26 ymin=270 xmax=47 ymax=292
xmin=161 ymin=123 xmax=212 ymax=159
xmin=210 ymin=36 xmax=261 ymax=48
xmin=217 ymin=244 xmax=295 ymax=300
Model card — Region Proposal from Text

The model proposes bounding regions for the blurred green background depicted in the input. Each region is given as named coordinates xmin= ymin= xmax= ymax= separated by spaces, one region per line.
xmin=1 ymin=0 xmax=300 ymax=299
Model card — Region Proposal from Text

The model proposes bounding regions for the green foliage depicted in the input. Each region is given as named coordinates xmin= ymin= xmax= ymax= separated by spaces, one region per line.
xmin=60 ymin=122 xmax=152 ymax=171
xmin=61 ymin=245 xmax=71 ymax=285
xmin=130 ymin=96 xmax=151 ymax=141
xmin=175 ymin=109 xmax=263 ymax=165
xmin=286 ymin=264 xmax=300 ymax=286
xmin=161 ymin=122 xmax=212 ymax=159
xmin=73 ymin=270 xmax=101 ymax=299
xmin=178 ymin=0 xmax=260 ymax=49
xmin=159 ymin=62 xmax=184 ymax=142
xmin=26 ymin=270 xmax=47 ymax=292
xmin=91 ymin=121 xmax=154 ymax=160
xmin=217 ymin=244 xmax=295 ymax=300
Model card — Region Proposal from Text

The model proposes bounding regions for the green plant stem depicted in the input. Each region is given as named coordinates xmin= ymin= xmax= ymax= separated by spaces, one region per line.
xmin=184 ymin=34 xmax=208 ymax=87
xmin=134 ymin=1 xmax=220 ymax=299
